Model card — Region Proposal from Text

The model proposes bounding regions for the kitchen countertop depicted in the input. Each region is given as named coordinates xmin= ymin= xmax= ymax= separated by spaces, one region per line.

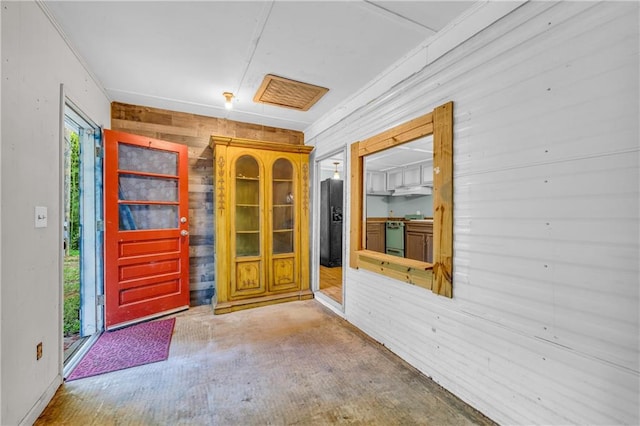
xmin=366 ymin=217 xmax=434 ymax=222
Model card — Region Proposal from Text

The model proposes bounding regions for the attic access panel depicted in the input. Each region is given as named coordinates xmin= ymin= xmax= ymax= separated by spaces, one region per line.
xmin=253 ymin=74 xmax=329 ymax=111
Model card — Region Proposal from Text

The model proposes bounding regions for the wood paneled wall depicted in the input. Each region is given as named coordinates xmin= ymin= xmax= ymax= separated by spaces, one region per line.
xmin=307 ymin=2 xmax=639 ymax=425
xmin=111 ymin=102 xmax=304 ymax=305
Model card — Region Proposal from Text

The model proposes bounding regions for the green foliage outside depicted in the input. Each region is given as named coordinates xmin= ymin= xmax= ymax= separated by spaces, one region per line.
xmin=64 ymin=130 xmax=81 ymax=336
xmin=69 ymin=132 xmax=80 ymax=251
xmin=64 ymin=255 xmax=80 ymax=336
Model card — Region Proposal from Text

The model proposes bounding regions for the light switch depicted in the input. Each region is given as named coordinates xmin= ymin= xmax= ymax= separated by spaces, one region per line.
xmin=35 ymin=206 xmax=47 ymax=228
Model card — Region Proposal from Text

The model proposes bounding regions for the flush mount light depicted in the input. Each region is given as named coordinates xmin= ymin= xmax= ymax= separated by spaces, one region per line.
xmin=333 ymin=162 xmax=340 ymax=179
xmin=223 ymin=92 xmax=234 ymax=110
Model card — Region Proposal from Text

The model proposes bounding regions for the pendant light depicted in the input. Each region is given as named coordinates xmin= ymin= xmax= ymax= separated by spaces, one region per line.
xmin=332 ymin=162 xmax=340 ymax=179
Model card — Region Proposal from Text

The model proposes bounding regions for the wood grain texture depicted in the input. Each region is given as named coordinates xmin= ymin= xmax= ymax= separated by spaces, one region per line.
xmin=357 ymin=113 xmax=433 ymax=156
xmin=111 ymin=102 xmax=304 ymax=305
xmin=319 ymin=265 xmax=343 ymax=304
xmin=365 ymin=220 xmax=386 ymax=253
xmin=212 ymin=137 xmax=312 ymax=314
xmin=432 ymin=102 xmax=453 ymax=297
xmin=349 ymin=142 xmax=363 ymax=269
xmin=349 ymin=105 xmax=451 ymax=297
xmin=112 ymin=102 xmax=304 ymax=145
xmin=405 ymin=221 xmax=434 ymax=263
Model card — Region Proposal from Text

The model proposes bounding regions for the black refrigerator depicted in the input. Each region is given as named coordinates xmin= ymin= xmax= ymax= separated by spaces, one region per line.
xmin=320 ymin=178 xmax=343 ymax=267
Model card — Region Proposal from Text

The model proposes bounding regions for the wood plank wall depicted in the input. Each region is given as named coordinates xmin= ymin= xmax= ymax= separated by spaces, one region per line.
xmin=111 ymin=102 xmax=304 ymax=305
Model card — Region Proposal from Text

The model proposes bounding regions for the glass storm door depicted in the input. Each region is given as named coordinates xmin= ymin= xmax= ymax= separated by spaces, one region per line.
xmin=104 ymin=130 xmax=190 ymax=329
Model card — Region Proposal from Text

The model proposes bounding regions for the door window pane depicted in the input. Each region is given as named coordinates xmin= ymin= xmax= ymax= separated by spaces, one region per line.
xmin=119 ymin=204 xmax=178 ymax=230
xmin=119 ymin=174 xmax=178 ymax=202
xmin=118 ymin=144 xmax=177 ymax=175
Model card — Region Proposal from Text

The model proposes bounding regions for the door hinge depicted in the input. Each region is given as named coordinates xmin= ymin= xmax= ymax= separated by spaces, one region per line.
xmin=96 ymin=220 xmax=104 ymax=232
xmin=96 ymin=295 xmax=105 ymax=306
xmin=95 ymin=146 xmax=103 ymax=158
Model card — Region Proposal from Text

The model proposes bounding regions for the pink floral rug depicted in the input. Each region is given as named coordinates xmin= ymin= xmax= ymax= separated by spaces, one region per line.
xmin=66 ymin=318 xmax=175 ymax=381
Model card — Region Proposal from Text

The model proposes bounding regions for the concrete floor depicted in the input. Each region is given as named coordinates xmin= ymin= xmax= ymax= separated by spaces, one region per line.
xmin=37 ymin=300 xmax=496 ymax=425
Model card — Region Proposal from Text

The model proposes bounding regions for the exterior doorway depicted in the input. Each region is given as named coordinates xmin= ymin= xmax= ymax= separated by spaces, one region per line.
xmin=62 ymin=99 xmax=104 ymax=372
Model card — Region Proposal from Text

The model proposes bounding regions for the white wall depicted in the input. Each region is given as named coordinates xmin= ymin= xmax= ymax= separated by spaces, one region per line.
xmin=1 ymin=2 xmax=110 ymax=424
xmin=307 ymin=2 xmax=639 ymax=424
xmin=0 ymin=2 xmax=4 ymax=417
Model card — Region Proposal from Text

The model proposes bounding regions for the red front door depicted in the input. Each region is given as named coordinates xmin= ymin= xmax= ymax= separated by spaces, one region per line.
xmin=104 ymin=130 xmax=190 ymax=329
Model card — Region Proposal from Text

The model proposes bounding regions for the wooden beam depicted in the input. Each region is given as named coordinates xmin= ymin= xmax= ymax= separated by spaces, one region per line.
xmin=358 ymin=251 xmax=433 ymax=290
xmin=350 ymin=142 xmax=363 ymax=269
xmin=432 ymin=102 xmax=453 ymax=297
xmin=358 ymin=113 xmax=433 ymax=156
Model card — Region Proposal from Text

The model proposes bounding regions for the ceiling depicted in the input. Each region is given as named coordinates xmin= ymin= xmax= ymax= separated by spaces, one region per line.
xmin=319 ymin=135 xmax=432 ymax=176
xmin=44 ymin=1 xmax=474 ymax=133
xmin=365 ymin=136 xmax=433 ymax=172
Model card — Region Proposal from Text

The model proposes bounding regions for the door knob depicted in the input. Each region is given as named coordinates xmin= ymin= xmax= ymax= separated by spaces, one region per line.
xmin=181 ymin=230 xmax=189 ymax=237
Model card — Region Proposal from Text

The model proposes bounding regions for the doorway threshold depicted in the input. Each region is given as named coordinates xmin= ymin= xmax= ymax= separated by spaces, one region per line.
xmin=63 ymin=333 xmax=100 ymax=379
xmin=314 ymin=292 xmax=345 ymax=318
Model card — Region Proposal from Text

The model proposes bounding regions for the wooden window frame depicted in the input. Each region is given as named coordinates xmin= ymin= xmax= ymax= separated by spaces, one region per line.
xmin=349 ymin=101 xmax=453 ymax=297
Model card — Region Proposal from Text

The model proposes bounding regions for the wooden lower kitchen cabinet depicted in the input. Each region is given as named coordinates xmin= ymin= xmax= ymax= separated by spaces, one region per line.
xmin=405 ymin=221 xmax=433 ymax=263
xmin=211 ymin=136 xmax=314 ymax=314
xmin=366 ymin=219 xmax=386 ymax=253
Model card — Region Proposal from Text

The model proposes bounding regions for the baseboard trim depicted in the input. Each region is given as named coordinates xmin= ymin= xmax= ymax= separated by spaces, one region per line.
xmin=214 ymin=290 xmax=314 ymax=314
xmin=19 ymin=374 xmax=62 ymax=426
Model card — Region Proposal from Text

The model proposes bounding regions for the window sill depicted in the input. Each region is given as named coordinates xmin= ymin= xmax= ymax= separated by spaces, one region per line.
xmin=355 ymin=250 xmax=434 ymax=291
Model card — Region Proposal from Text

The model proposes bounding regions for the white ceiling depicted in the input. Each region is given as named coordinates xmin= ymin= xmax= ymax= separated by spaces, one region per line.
xmin=319 ymin=135 xmax=431 ymax=175
xmin=366 ymin=135 xmax=433 ymax=172
xmin=44 ymin=1 xmax=474 ymax=132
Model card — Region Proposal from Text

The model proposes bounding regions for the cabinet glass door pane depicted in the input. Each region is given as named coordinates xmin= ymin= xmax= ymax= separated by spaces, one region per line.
xmin=236 ymin=155 xmax=260 ymax=257
xmin=272 ymin=158 xmax=294 ymax=254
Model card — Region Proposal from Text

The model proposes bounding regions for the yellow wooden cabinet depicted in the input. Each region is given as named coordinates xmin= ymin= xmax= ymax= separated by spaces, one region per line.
xmin=211 ymin=136 xmax=314 ymax=314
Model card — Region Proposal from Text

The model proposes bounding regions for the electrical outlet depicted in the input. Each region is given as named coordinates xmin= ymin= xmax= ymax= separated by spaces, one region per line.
xmin=36 ymin=342 xmax=43 ymax=360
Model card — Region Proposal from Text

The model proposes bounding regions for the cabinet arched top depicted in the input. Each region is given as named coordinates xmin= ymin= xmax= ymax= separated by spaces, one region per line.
xmin=235 ymin=155 xmax=260 ymax=180
xmin=272 ymin=158 xmax=294 ymax=180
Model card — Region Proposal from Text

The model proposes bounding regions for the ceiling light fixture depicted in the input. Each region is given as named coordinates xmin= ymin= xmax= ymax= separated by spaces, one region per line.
xmin=223 ymin=92 xmax=234 ymax=110
xmin=333 ymin=162 xmax=340 ymax=180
